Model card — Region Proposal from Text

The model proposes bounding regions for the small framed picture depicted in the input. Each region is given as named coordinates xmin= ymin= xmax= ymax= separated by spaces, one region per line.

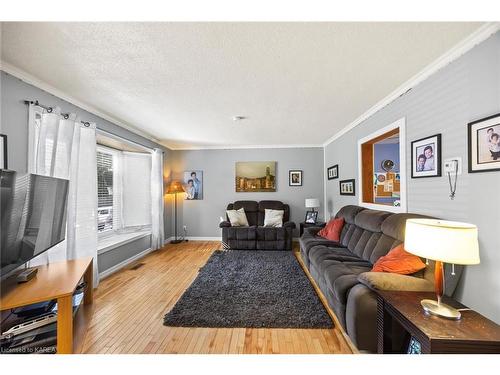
xmin=327 ymin=164 xmax=339 ymax=180
xmin=289 ymin=170 xmax=303 ymax=186
xmin=0 ymin=134 xmax=7 ymax=170
xmin=304 ymin=210 xmax=318 ymax=224
xmin=411 ymin=134 xmax=442 ymax=178
xmin=339 ymin=179 xmax=355 ymax=196
xmin=468 ymin=113 xmax=500 ymax=173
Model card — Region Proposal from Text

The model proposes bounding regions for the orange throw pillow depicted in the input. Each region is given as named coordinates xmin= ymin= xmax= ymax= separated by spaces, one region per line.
xmin=371 ymin=243 xmax=426 ymax=275
xmin=318 ymin=217 xmax=344 ymax=242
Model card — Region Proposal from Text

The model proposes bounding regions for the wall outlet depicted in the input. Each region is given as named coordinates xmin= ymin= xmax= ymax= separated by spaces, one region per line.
xmin=444 ymin=157 xmax=462 ymax=175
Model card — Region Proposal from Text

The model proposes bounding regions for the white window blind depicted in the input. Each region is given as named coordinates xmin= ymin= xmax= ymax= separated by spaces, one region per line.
xmin=121 ymin=152 xmax=152 ymax=228
xmin=97 ymin=149 xmax=114 ymax=232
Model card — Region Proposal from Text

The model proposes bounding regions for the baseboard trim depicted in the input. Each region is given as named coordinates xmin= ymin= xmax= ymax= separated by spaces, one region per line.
xmin=164 ymin=236 xmax=220 ymax=244
xmin=99 ymin=247 xmax=153 ymax=280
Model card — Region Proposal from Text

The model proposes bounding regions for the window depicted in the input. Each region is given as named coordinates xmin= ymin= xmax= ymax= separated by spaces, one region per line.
xmin=96 ymin=144 xmax=152 ymax=237
xmin=97 ymin=149 xmax=115 ymax=233
xmin=357 ymin=118 xmax=406 ymax=213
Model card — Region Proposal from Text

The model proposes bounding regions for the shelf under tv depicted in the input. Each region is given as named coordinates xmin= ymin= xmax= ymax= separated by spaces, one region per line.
xmin=0 ymin=257 xmax=94 ymax=354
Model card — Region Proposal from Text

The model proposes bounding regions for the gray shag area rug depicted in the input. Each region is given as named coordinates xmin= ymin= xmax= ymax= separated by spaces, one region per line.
xmin=163 ymin=250 xmax=333 ymax=328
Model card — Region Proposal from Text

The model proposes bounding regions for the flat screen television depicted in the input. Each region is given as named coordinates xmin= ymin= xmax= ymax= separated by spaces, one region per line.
xmin=1 ymin=170 xmax=69 ymax=279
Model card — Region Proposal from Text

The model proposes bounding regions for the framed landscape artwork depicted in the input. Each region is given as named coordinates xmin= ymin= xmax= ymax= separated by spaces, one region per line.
xmin=235 ymin=161 xmax=276 ymax=192
xmin=339 ymin=179 xmax=355 ymax=196
xmin=183 ymin=170 xmax=203 ymax=200
xmin=468 ymin=113 xmax=500 ymax=173
xmin=411 ymin=134 xmax=441 ymax=178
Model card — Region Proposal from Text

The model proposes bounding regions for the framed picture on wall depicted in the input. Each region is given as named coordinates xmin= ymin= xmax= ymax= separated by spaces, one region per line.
xmin=327 ymin=164 xmax=339 ymax=180
xmin=183 ymin=170 xmax=203 ymax=200
xmin=468 ymin=113 xmax=500 ymax=173
xmin=339 ymin=179 xmax=355 ymax=196
xmin=289 ymin=170 xmax=302 ymax=186
xmin=411 ymin=134 xmax=441 ymax=178
xmin=0 ymin=134 xmax=7 ymax=170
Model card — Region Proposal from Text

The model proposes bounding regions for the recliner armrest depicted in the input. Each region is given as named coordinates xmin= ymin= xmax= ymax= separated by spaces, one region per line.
xmin=283 ymin=221 xmax=296 ymax=229
xmin=357 ymin=272 xmax=434 ymax=292
xmin=219 ymin=221 xmax=232 ymax=228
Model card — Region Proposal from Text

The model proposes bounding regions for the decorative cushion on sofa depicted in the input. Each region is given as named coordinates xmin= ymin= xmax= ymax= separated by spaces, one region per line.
xmin=318 ymin=217 xmax=344 ymax=241
xmin=263 ymin=209 xmax=284 ymax=227
xmin=371 ymin=243 xmax=426 ymax=275
xmin=226 ymin=208 xmax=249 ymax=227
xmin=357 ymin=272 xmax=434 ymax=292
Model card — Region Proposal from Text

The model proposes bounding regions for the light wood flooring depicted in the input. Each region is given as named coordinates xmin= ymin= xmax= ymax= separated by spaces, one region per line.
xmin=81 ymin=241 xmax=355 ymax=354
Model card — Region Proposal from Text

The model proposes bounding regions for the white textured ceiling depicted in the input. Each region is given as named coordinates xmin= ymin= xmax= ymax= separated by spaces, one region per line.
xmin=1 ymin=22 xmax=483 ymax=149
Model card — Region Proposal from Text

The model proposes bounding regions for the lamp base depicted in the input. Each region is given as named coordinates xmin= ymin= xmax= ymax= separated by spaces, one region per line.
xmin=421 ymin=299 xmax=461 ymax=320
xmin=170 ymin=239 xmax=183 ymax=244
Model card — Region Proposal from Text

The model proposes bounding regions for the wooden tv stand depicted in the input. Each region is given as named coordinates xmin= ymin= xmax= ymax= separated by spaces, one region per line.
xmin=0 ymin=257 xmax=94 ymax=354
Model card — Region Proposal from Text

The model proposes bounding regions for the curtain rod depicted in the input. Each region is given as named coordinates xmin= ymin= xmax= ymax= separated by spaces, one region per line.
xmin=24 ymin=100 xmax=91 ymax=127
xmin=24 ymin=100 xmax=158 ymax=152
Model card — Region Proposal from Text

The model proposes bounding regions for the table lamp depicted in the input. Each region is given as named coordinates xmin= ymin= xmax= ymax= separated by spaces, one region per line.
xmin=305 ymin=198 xmax=320 ymax=212
xmin=404 ymin=218 xmax=480 ymax=320
xmin=166 ymin=180 xmax=186 ymax=244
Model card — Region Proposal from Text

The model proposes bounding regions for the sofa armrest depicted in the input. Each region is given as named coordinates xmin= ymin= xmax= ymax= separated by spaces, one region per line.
xmin=219 ymin=221 xmax=232 ymax=228
xmin=283 ymin=221 xmax=296 ymax=230
xmin=358 ymin=272 xmax=434 ymax=292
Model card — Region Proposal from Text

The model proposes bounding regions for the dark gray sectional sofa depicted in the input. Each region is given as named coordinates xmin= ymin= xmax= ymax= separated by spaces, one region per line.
xmin=299 ymin=205 xmax=463 ymax=352
xmin=220 ymin=200 xmax=296 ymax=250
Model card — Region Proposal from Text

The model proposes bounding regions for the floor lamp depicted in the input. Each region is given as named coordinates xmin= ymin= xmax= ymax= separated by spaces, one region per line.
xmin=166 ymin=180 xmax=186 ymax=244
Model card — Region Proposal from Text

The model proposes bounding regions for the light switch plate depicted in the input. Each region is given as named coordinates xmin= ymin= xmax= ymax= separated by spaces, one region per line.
xmin=444 ymin=157 xmax=462 ymax=175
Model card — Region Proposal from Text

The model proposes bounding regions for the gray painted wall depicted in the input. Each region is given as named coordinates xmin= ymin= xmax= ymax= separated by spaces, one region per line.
xmin=98 ymin=235 xmax=151 ymax=274
xmin=170 ymin=148 xmax=324 ymax=238
xmin=324 ymin=32 xmax=500 ymax=323
xmin=0 ymin=71 xmax=173 ymax=272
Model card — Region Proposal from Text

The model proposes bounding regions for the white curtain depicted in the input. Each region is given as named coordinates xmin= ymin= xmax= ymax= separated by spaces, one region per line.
xmin=151 ymin=148 xmax=164 ymax=250
xmin=28 ymin=104 xmax=99 ymax=286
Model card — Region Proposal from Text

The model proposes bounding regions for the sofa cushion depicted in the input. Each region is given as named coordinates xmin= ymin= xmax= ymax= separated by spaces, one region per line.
xmin=263 ymin=209 xmax=284 ymax=227
xmin=226 ymin=208 xmax=250 ymax=227
xmin=335 ymin=205 xmax=366 ymax=224
xmin=380 ymin=213 xmax=432 ymax=241
xmin=323 ymin=261 xmax=373 ymax=304
xmin=354 ymin=209 xmax=392 ymax=232
xmin=258 ymin=201 xmax=289 ymax=225
xmin=318 ymin=217 xmax=344 ymax=241
xmin=357 ymin=272 xmax=434 ymax=292
xmin=309 ymin=246 xmax=367 ymax=273
xmin=371 ymin=243 xmax=426 ymax=274
xmin=228 ymin=201 xmax=259 ymax=226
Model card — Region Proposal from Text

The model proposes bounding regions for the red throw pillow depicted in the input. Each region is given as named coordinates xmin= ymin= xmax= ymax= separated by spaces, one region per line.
xmin=371 ymin=243 xmax=426 ymax=275
xmin=318 ymin=217 xmax=344 ymax=242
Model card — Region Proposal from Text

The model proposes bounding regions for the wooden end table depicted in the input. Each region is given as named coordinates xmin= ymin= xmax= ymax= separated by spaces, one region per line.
xmin=299 ymin=221 xmax=326 ymax=237
xmin=376 ymin=290 xmax=500 ymax=354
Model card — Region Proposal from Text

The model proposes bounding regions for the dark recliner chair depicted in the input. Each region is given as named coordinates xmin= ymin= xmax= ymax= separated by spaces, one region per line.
xmin=219 ymin=200 xmax=296 ymax=250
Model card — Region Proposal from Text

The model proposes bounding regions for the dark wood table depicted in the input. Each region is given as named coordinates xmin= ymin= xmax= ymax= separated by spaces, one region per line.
xmin=299 ymin=222 xmax=326 ymax=237
xmin=376 ymin=290 xmax=500 ymax=354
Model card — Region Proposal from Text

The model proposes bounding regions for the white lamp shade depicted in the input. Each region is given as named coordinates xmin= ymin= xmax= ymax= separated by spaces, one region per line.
xmin=305 ymin=198 xmax=320 ymax=208
xmin=404 ymin=219 xmax=480 ymax=265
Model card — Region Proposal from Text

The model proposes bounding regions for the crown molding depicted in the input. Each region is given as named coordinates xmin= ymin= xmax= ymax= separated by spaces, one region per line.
xmin=322 ymin=22 xmax=500 ymax=147
xmin=165 ymin=143 xmax=323 ymax=151
xmin=0 ymin=60 xmax=163 ymax=146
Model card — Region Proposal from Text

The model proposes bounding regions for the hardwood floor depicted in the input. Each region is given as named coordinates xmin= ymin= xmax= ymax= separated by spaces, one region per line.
xmin=81 ymin=241 xmax=355 ymax=354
